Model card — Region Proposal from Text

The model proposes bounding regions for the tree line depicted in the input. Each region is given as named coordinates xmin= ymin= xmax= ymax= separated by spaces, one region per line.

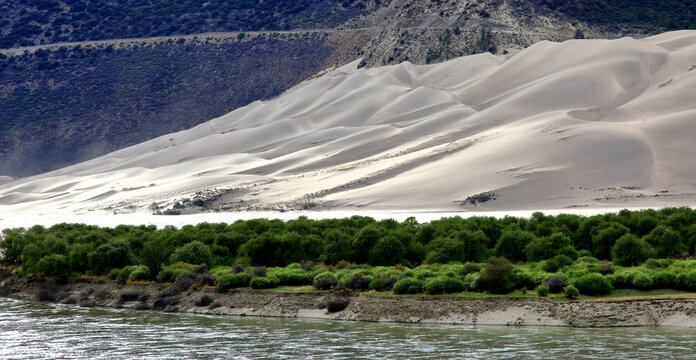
xmin=2 ymin=207 xmax=695 ymax=280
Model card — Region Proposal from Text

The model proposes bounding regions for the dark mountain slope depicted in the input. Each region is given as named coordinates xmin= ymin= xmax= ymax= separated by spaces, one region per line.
xmin=0 ymin=32 xmax=368 ymax=176
xmin=0 ymin=0 xmax=383 ymax=48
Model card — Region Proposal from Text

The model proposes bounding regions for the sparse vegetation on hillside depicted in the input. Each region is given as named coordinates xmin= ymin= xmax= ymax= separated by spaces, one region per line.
xmin=0 ymin=36 xmax=340 ymax=176
xmin=534 ymin=0 xmax=696 ymax=31
xmin=0 ymin=0 xmax=379 ymax=48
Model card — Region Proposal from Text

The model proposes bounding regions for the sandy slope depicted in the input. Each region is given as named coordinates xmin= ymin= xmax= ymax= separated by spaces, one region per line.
xmin=1 ymin=31 xmax=695 ymax=216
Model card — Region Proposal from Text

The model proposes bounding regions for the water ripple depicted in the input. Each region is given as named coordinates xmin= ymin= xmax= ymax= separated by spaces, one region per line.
xmin=2 ymin=298 xmax=696 ymax=359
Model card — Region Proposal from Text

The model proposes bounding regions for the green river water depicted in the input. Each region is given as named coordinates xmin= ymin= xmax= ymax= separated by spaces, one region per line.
xmin=1 ymin=297 xmax=695 ymax=359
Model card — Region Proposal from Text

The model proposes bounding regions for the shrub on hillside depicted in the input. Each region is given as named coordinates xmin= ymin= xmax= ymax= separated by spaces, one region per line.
xmin=272 ymin=268 xmax=314 ymax=286
xmin=631 ymin=272 xmax=653 ymax=290
xmin=156 ymin=262 xmax=194 ymax=283
xmin=677 ymin=270 xmax=696 ymax=291
xmin=34 ymin=254 xmax=69 ymax=277
xmin=611 ymin=234 xmax=654 ymax=266
xmin=479 ymin=257 xmax=516 ymax=294
xmin=651 ymin=270 xmax=677 ymax=289
xmin=346 ymin=273 xmax=371 ymax=290
xmin=215 ymin=272 xmax=252 ymax=292
xmin=536 ymin=285 xmax=549 ymax=297
xmin=573 ymin=273 xmax=612 ymax=295
xmin=545 ymin=276 xmax=566 ymax=294
xmin=169 ymin=241 xmax=213 ymax=267
xmin=564 ymin=285 xmax=579 ymax=299
xmin=128 ymin=265 xmax=150 ymax=282
xmin=250 ymin=276 xmax=280 ymax=289
xmin=543 ymin=255 xmax=573 ymax=273
xmin=462 ymin=272 xmax=481 ymax=292
xmin=313 ymin=272 xmax=338 ymax=290
xmin=393 ymin=278 xmax=425 ymax=294
xmin=424 ymin=276 xmax=465 ymax=294
xmin=525 ymin=233 xmax=573 ymax=261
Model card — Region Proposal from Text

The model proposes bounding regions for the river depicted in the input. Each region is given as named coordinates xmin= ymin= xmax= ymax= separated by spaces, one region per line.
xmin=1 ymin=298 xmax=695 ymax=359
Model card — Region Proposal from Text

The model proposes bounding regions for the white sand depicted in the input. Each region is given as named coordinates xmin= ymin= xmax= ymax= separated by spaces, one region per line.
xmin=1 ymin=31 xmax=695 ymax=221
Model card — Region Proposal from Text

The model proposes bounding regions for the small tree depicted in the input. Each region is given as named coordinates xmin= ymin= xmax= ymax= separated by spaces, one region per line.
xmin=170 ymin=241 xmax=213 ymax=267
xmin=479 ymin=257 xmax=515 ymax=294
xmin=611 ymin=234 xmax=653 ymax=266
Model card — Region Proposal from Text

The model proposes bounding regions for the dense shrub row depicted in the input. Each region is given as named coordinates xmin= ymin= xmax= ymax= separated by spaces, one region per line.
xmin=203 ymin=255 xmax=696 ymax=298
xmin=2 ymin=208 xmax=696 ymax=281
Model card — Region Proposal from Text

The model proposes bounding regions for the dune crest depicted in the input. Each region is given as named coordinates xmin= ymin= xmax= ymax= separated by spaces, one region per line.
xmin=2 ymin=31 xmax=696 ymax=215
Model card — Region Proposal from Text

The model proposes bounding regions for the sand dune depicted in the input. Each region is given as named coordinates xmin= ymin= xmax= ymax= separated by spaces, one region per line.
xmin=1 ymin=31 xmax=695 ymax=216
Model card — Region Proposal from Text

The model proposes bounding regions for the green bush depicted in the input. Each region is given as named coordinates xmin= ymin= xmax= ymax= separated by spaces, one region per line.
xmin=573 ymin=273 xmax=612 ymax=295
xmin=611 ymin=234 xmax=653 ymax=266
xmin=271 ymin=268 xmax=314 ymax=286
xmin=424 ymin=276 xmax=465 ymax=294
xmin=536 ymin=285 xmax=550 ymax=297
xmin=525 ymin=233 xmax=573 ymax=261
xmin=128 ymin=265 xmax=150 ymax=282
xmin=413 ymin=268 xmax=435 ymax=280
xmin=543 ymin=254 xmax=573 ymax=273
xmin=462 ymin=273 xmax=480 ymax=291
xmin=651 ymin=270 xmax=677 ymax=289
xmin=393 ymin=278 xmax=425 ymax=294
xmin=313 ymin=272 xmax=338 ymax=290
xmin=564 ymin=285 xmax=580 ymax=299
xmin=677 ymin=270 xmax=696 ymax=291
xmin=250 ymin=276 xmax=280 ymax=289
xmin=631 ymin=272 xmax=653 ymax=290
xmin=215 ymin=272 xmax=252 ymax=292
xmin=87 ymin=239 xmax=135 ymax=274
xmin=34 ymin=254 xmax=69 ymax=277
xmin=170 ymin=241 xmax=213 ymax=267
xmin=479 ymin=257 xmax=516 ymax=294
xmin=157 ymin=262 xmax=194 ymax=283
xmin=368 ymin=277 xmax=391 ymax=291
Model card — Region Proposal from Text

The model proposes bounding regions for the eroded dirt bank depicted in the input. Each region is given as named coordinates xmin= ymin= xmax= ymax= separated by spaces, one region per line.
xmin=2 ymin=270 xmax=696 ymax=328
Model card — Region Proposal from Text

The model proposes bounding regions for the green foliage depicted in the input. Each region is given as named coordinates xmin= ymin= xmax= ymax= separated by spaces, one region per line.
xmin=128 ymin=265 xmax=150 ymax=282
xmin=677 ymin=270 xmax=696 ymax=291
xmin=564 ymin=285 xmax=580 ymax=299
xmin=250 ymin=276 xmax=280 ymax=289
xmin=424 ymin=276 xmax=465 ymax=294
xmin=87 ymin=239 xmax=135 ymax=274
xmin=313 ymin=272 xmax=338 ymax=290
xmin=494 ymin=229 xmax=535 ymax=262
xmin=170 ymin=241 xmax=213 ymax=267
xmin=536 ymin=285 xmax=550 ymax=297
xmin=368 ymin=235 xmax=405 ymax=266
xmin=592 ymin=223 xmax=630 ymax=260
xmin=157 ymin=262 xmax=194 ymax=283
xmin=215 ymin=272 xmax=252 ymax=292
xmin=393 ymin=278 xmax=425 ymax=294
xmin=525 ymin=233 xmax=573 ymax=261
xmin=573 ymin=273 xmax=612 ymax=295
xmin=34 ymin=254 xmax=68 ymax=277
xmin=631 ymin=272 xmax=653 ymax=290
xmin=479 ymin=257 xmax=516 ymax=294
xmin=644 ymin=226 xmax=686 ymax=258
xmin=269 ymin=268 xmax=314 ymax=286
xmin=611 ymin=234 xmax=653 ymax=266
xmin=543 ymin=254 xmax=574 ymax=273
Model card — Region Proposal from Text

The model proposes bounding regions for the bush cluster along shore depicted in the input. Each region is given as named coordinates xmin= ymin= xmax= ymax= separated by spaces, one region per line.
xmin=2 ymin=208 xmax=696 ymax=298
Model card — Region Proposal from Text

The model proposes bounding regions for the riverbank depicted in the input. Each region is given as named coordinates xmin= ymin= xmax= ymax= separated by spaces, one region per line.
xmin=2 ymin=271 xmax=696 ymax=328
